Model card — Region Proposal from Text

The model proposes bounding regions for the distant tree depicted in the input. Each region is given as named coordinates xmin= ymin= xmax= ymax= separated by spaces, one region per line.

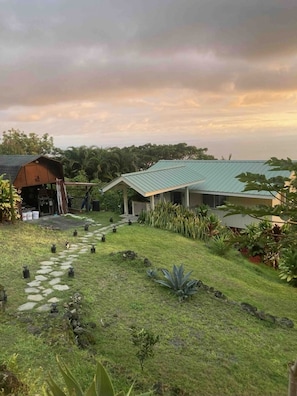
xmin=0 ymin=129 xmax=57 ymax=155
xmin=128 ymin=143 xmax=216 ymax=170
xmin=59 ymin=142 xmax=216 ymax=181
xmin=61 ymin=145 xmax=103 ymax=181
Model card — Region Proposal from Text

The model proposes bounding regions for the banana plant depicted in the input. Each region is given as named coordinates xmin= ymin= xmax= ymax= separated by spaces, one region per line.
xmin=46 ymin=356 xmax=152 ymax=396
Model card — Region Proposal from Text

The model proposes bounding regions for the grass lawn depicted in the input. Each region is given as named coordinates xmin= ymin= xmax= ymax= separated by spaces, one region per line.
xmin=1 ymin=211 xmax=297 ymax=395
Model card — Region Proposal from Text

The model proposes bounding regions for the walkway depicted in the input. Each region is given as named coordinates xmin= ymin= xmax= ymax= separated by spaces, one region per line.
xmin=17 ymin=216 xmax=135 ymax=312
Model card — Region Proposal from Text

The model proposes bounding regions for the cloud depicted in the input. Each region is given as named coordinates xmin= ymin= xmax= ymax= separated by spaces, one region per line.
xmin=0 ymin=1 xmax=297 ymax=159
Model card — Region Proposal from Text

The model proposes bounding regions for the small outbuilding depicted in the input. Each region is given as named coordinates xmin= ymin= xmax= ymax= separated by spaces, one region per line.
xmin=0 ymin=155 xmax=67 ymax=216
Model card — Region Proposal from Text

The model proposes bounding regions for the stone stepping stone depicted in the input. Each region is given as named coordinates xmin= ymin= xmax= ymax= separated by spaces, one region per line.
xmin=50 ymin=271 xmax=65 ymax=277
xmin=42 ymin=288 xmax=54 ymax=296
xmin=48 ymin=297 xmax=60 ymax=303
xmin=27 ymin=280 xmax=41 ymax=287
xmin=53 ymin=284 xmax=69 ymax=291
xmin=78 ymin=249 xmax=88 ymax=254
xmin=35 ymin=275 xmax=48 ymax=281
xmin=36 ymin=304 xmax=51 ymax=312
xmin=18 ymin=302 xmax=38 ymax=311
xmin=61 ymin=260 xmax=73 ymax=266
xmin=49 ymin=278 xmax=61 ymax=285
xmin=61 ymin=264 xmax=73 ymax=270
xmin=40 ymin=261 xmax=54 ymax=266
xmin=50 ymin=257 xmax=60 ymax=262
xmin=28 ymin=294 xmax=44 ymax=302
xmin=37 ymin=268 xmax=53 ymax=274
xmin=25 ymin=287 xmax=40 ymax=294
xmin=68 ymin=254 xmax=79 ymax=258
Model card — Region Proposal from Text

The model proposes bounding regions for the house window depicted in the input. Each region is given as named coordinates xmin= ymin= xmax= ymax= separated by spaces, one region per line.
xmin=203 ymin=194 xmax=226 ymax=208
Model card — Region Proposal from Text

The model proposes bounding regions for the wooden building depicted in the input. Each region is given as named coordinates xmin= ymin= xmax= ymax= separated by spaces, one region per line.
xmin=0 ymin=155 xmax=68 ymax=216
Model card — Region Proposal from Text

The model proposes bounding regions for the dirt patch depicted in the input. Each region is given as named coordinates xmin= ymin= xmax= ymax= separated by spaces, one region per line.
xmin=30 ymin=214 xmax=94 ymax=231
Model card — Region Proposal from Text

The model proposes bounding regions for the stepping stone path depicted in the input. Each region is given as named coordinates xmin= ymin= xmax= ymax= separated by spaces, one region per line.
xmin=17 ymin=217 xmax=134 ymax=313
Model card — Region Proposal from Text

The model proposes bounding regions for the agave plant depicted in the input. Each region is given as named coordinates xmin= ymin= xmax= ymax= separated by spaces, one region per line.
xmin=46 ymin=356 xmax=152 ymax=396
xmin=155 ymin=264 xmax=199 ymax=301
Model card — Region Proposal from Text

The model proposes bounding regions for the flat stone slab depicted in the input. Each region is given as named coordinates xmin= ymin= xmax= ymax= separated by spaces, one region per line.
xmin=50 ymin=271 xmax=65 ymax=277
xmin=49 ymin=278 xmax=61 ymax=285
xmin=35 ymin=275 xmax=48 ymax=281
xmin=53 ymin=284 xmax=70 ymax=291
xmin=25 ymin=287 xmax=40 ymax=294
xmin=37 ymin=268 xmax=53 ymax=274
xmin=27 ymin=280 xmax=41 ymax=287
xmin=48 ymin=297 xmax=60 ymax=303
xmin=42 ymin=288 xmax=54 ymax=296
xmin=50 ymin=257 xmax=60 ymax=262
xmin=61 ymin=260 xmax=74 ymax=266
xmin=28 ymin=294 xmax=44 ymax=301
xmin=61 ymin=264 xmax=73 ymax=270
xmin=36 ymin=304 xmax=51 ymax=312
xmin=40 ymin=261 xmax=54 ymax=266
xmin=79 ymin=249 xmax=88 ymax=254
xmin=18 ymin=302 xmax=38 ymax=311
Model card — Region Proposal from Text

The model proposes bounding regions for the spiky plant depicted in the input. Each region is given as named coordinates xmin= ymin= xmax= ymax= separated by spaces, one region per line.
xmin=154 ymin=264 xmax=199 ymax=301
xmin=46 ymin=356 xmax=152 ymax=396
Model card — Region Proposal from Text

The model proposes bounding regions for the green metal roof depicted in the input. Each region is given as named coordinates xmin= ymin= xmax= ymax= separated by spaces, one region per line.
xmin=150 ymin=160 xmax=290 ymax=197
xmin=102 ymin=165 xmax=204 ymax=197
xmin=102 ymin=159 xmax=291 ymax=199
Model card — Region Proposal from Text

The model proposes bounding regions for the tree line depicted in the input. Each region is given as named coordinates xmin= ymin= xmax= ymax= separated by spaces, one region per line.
xmin=0 ymin=129 xmax=216 ymax=182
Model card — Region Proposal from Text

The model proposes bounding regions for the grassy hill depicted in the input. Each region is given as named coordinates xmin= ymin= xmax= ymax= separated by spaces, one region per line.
xmin=1 ymin=212 xmax=297 ymax=395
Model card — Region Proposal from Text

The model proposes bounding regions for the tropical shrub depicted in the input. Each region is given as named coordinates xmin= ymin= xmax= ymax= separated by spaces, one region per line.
xmin=0 ymin=174 xmax=21 ymax=222
xmin=138 ymin=202 xmax=222 ymax=241
xmin=46 ymin=356 xmax=152 ymax=396
xmin=154 ymin=264 xmax=199 ymax=301
xmin=230 ymin=219 xmax=286 ymax=267
xmin=279 ymin=249 xmax=297 ymax=286
xmin=208 ymin=234 xmax=232 ymax=257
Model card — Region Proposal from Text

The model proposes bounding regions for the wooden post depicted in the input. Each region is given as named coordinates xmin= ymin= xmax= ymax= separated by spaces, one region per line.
xmin=288 ymin=360 xmax=297 ymax=396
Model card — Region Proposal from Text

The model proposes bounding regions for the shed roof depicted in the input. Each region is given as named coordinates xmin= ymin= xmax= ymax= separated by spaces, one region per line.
xmin=0 ymin=155 xmax=41 ymax=182
xmin=0 ymin=155 xmax=62 ymax=184
xmin=102 ymin=165 xmax=204 ymax=197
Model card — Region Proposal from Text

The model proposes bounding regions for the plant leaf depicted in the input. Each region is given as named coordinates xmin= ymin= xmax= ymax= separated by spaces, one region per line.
xmin=46 ymin=374 xmax=67 ymax=396
xmin=85 ymin=361 xmax=115 ymax=396
xmin=56 ymin=356 xmax=84 ymax=396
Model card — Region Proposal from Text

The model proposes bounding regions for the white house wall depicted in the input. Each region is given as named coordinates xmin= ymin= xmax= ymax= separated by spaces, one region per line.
xmin=189 ymin=192 xmax=274 ymax=228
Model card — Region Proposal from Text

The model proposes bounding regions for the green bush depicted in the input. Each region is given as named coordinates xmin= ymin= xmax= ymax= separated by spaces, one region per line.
xmin=208 ymin=234 xmax=231 ymax=257
xmin=139 ymin=202 xmax=222 ymax=241
xmin=279 ymin=249 xmax=297 ymax=286
xmin=0 ymin=174 xmax=21 ymax=222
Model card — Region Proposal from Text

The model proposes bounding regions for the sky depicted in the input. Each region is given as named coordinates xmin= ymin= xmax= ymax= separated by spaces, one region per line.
xmin=1 ymin=0 xmax=297 ymax=160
